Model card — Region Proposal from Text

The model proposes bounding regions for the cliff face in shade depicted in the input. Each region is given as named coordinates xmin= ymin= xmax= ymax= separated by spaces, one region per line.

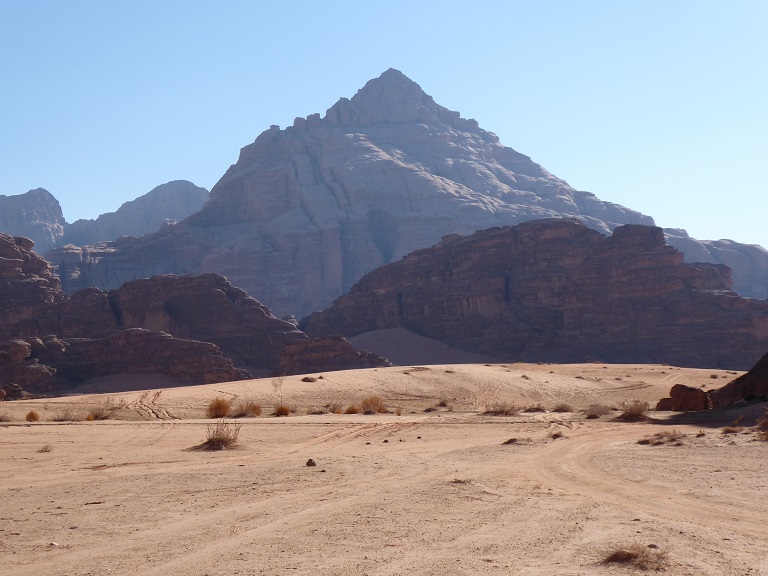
xmin=301 ymin=219 xmax=768 ymax=370
xmin=0 ymin=189 xmax=65 ymax=253
xmin=43 ymin=69 xmax=657 ymax=317
xmin=63 ymin=180 xmax=209 ymax=246
xmin=14 ymin=273 xmax=307 ymax=372
xmin=274 ymin=335 xmax=392 ymax=376
xmin=0 ymin=331 xmax=249 ymax=393
xmin=0 ymin=233 xmax=64 ymax=340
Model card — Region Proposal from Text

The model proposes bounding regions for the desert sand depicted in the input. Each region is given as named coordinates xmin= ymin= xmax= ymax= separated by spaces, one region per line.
xmin=2 ymin=362 xmax=768 ymax=575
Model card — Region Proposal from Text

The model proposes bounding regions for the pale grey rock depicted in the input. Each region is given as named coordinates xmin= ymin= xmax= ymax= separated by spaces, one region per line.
xmin=0 ymin=188 xmax=65 ymax=252
xmin=665 ymin=228 xmax=768 ymax=300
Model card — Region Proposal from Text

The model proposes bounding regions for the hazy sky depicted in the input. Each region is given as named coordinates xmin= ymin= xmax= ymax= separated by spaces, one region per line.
xmin=2 ymin=1 xmax=766 ymax=247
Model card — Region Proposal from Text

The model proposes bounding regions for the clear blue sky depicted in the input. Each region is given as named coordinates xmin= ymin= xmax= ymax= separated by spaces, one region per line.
xmin=1 ymin=1 xmax=766 ymax=247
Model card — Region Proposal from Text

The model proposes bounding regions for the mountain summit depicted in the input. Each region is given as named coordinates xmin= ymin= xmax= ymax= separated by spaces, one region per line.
xmin=48 ymin=69 xmax=761 ymax=317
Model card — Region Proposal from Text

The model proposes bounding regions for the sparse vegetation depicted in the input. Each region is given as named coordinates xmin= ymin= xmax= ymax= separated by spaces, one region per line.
xmin=437 ymin=398 xmax=450 ymax=408
xmin=272 ymin=376 xmax=286 ymax=406
xmin=552 ymin=402 xmax=573 ymax=413
xmin=192 ymin=420 xmax=241 ymax=451
xmin=0 ymin=413 xmax=11 ymax=423
xmin=753 ymin=414 xmax=768 ymax=441
xmin=326 ymin=402 xmax=343 ymax=414
xmin=721 ymin=426 xmax=743 ymax=435
xmin=584 ymin=404 xmax=612 ymax=419
xmin=231 ymin=401 xmax=261 ymax=418
xmin=616 ymin=400 xmax=650 ymax=422
xmin=38 ymin=444 xmax=52 ymax=453
xmin=360 ymin=395 xmax=387 ymax=414
xmin=273 ymin=405 xmax=291 ymax=417
xmin=522 ymin=403 xmax=546 ymax=413
xmin=87 ymin=398 xmax=126 ymax=421
xmin=52 ymin=410 xmax=81 ymax=422
xmin=482 ymin=401 xmax=518 ymax=416
xmin=344 ymin=404 xmax=361 ymax=415
xmin=600 ymin=544 xmax=667 ymax=571
xmin=206 ymin=397 xmax=231 ymax=419
xmin=301 ymin=376 xmax=317 ymax=382
xmin=26 ymin=410 xmax=40 ymax=422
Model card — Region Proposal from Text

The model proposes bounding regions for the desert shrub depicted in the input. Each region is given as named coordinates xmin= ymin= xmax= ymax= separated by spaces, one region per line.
xmin=482 ymin=402 xmax=518 ymax=416
xmin=552 ymin=402 xmax=573 ymax=413
xmin=87 ymin=398 xmax=126 ymax=421
xmin=395 ymin=406 xmax=402 ymax=416
xmin=0 ymin=413 xmax=11 ymax=422
xmin=232 ymin=401 xmax=261 ymax=418
xmin=52 ymin=410 xmax=81 ymax=422
xmin=38 ymin=444 xmax=52 ymax=453
xmin=584 ymin=404 xmax=613 ymax=419
xmin=206 ymin=397 xmax=231 ymax=419
xmin=273 ymin=405 xmax=291 ymax=417
xmin=522 ymin=403 xmax=546 ymax=413
xmin=423 ymin=406 xmax=437 ymax=413
xmin=721 ymin=426 xmax=743 ymax=435
xmin=600 ymin=544 xmax=667 ymax=571
xmin=306 ymin=406 xmax=327 ymax=415
xmin=360 ymin=395 xmax=387 ymax=414
xmin=193 ymin=420 xmax=241 ymax=450
xmin=344 ymin=404 xmax=361 ymax=414
xmin=26 ymin=410 xmax=40 ymax=422
xmin=301 ymin=376 xmax=317 ymax=382
xmin=437 ymin=398 xmax=449 ymax=408
xmin=616 ymin=400 xmax=649 ymax=422
xmin=325 ymin=402 xmax=343 ymax=414
xmin=550 ymin=431 xmax=565 ymax=440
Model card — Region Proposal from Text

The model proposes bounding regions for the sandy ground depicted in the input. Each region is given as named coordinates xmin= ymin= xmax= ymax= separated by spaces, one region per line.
xmin=2 ymin=362 xmax=767 ymax=575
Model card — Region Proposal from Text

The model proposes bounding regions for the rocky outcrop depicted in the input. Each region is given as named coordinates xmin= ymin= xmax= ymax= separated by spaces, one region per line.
xmin=14 ymin=273 xmax=307 ymax=372
xmin=302 ymin=219 xmax=768 ymax=370
xmin=0 ymin=330 xmax=248 ymax=393
xmin=0 ymin=233 xmax=63 ymax=340
xmin=665 ymin=228 xmax=768 ymax=301
xmin=663 ymin=384 xmax=714 ymax=411
xmin=275 ymin=335 xmax=392 ymax=376
xmin=0 ymin=188 xmax=66 ymax=253
xmin=63 ymin=180 xmax=209 ymax=246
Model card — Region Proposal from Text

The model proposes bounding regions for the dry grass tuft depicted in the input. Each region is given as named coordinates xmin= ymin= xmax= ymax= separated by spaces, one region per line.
xmin=52 ymin=410 xmax=81 ymax=422
xmin=722 ymin=426 xmax=744 ymax=435
xmin=753 ymin=415 xmax=768 ymax=441
xmin=522 ymin=403 xmax=546 ymax=413
xmin=191 ymin=420 xmax=241 ymax=451
xmin=273 ymin=405 xmax=291 ymax=417
xmin=26 ymin=410 xmax=40 ymax=422
xmin=326 ymin=402 xmax=343 ymax=414
xmin=552 ymin=402 xmax=573 ymax=413
xmin=616 ymin=400 xmax=650 ymax=422
xmin=482 ymin=401 xmax=518 ymax=416
xmin=301 ymin=376 xmax=317 ymax=382
xmin=0 ymin=413 xmax=11 ymax=423
xmin=584 ymin=404 xmax=613 ymax=419
xmin=87 ymin=398 xmax=126 ymax=421
xmin=231 ymin=401 xmax=261 ymax=418
xmin=344 ymin=404 xmax=361 ymax=415
xmin=600 ymin=543 xmax=668 ymax=571
xmin=38 ymin=444 xmax=52 ymax=453
xmin=206 ymin=397 xmax=231 ymax=419
xmin=360 ymin=395 xmax=387 ymax=414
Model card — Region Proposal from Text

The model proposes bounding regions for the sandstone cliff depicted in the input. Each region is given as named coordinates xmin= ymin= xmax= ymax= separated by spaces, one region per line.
xmin=302 ymin=219 xmax=768 ymax=370
xmin=0 ymin=233 xmax=63 ymax=340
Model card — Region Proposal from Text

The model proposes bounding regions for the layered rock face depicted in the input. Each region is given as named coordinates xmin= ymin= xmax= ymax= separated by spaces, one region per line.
xmin=14 ymin=273 xmax=307 ymax=372
xmin=0 ymin=331 xmax=248 ymax=393
xmin=63 ymin=180 xmax=209 ymax=246
xmin=302 ymin=219 xmax=768 ymax=370
xmin=44 ymin=69 xmax=659 ymax=317
xmin=665 ymin=228 xmax=768 ymax=300
xmin=0 ymin=234 xmax=63 ymax=340
xmin=0 ymin=189 xmax=65 ymax=253
xmin=275 ymin=335 xmax=393 ymax=376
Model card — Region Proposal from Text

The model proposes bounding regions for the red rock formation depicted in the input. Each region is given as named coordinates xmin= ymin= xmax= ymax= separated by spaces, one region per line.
xmin=0 ymin=233 xmax=63 ymax=340
xmin=0 ymin=330 xmax=248 ymax=392
xmin=275 ymin=335 xmax=392 ymax=376
xmin=302 ymin=219 xmax=768 ymax=370
xmin=663 ymin=384 xmax=714 ymax=411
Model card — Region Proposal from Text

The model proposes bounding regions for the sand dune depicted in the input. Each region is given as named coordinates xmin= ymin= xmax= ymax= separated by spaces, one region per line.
xmin=2 ymin=363 xmax=765 ymax=575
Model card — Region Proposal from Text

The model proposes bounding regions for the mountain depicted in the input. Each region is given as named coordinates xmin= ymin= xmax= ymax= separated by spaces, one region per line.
xmin=302 ymin=219 xmax=768 ymax=370
xmin=0 ymin=188 xmax=65 ymax=253
xmin=63 ymin=180 xmax=209 ymax=246
xmin=44 ymin=69 xmax=665 ymax=317
xmin=0 ymin=181 xmax=209 ymax=252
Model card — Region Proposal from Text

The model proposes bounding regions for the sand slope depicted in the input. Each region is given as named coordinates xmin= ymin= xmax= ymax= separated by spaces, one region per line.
xmin=2 ymin=363 xmax=764 ymax=575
